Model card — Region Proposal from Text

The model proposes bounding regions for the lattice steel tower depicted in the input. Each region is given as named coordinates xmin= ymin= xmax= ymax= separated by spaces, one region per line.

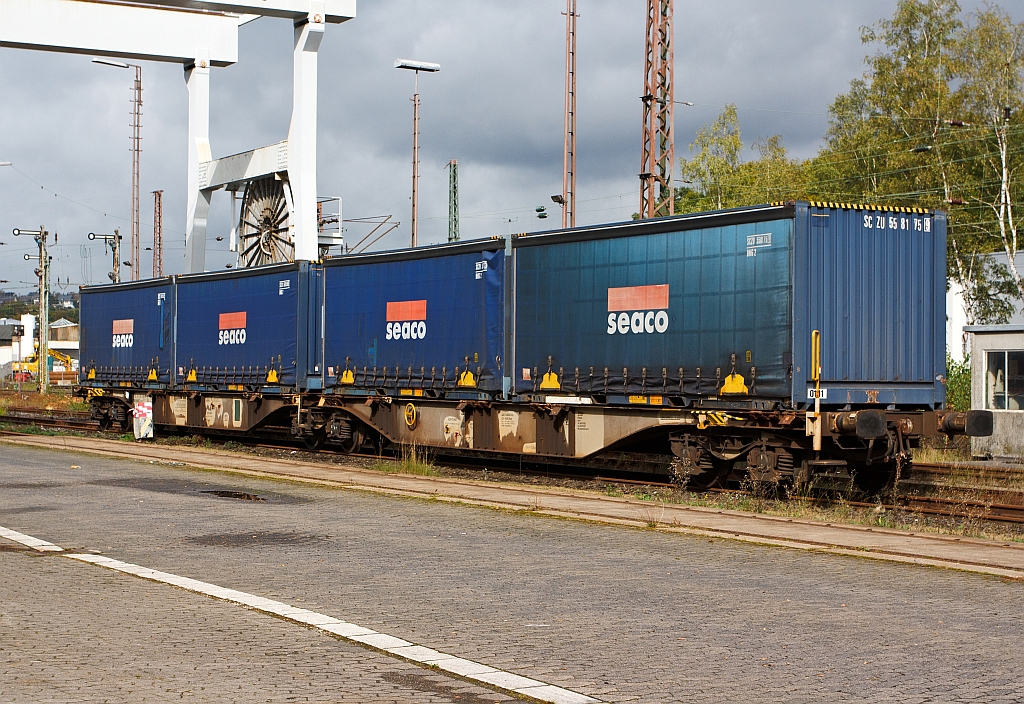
xmin=640 ymin=0 xmax=673 ymax=219
xmin=561 ymin=0 xmax=578 ymax=228
xmin=130 ymin=65 xmax=142 ymax=279
xmin=447 ymin=159 xmax=459 ymax=242
xmin=152 ymin=190 xmax=163 ymax=277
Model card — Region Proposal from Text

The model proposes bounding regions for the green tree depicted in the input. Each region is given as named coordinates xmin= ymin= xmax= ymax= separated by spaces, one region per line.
xmin=675 ymin=107 xmax=806 ymax=214
xmin=678 ymin=104 xmax=743 ymax=211
xmin=808 ymin=0 xmax=1024 ymax=323
xmin=953 ymin=6 xmax=1024 ymax=302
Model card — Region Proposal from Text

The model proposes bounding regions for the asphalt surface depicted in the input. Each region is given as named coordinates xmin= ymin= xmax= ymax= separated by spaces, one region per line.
xmin=2 ymin=445 xmax=1023 ymax=703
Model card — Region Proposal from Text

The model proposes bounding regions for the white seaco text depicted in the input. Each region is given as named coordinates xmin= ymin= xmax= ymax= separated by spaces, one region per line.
xmin=606 ymin=310 xmax=669 ymax=335
xmin=386 ymin=321 xmax=427 ymax=340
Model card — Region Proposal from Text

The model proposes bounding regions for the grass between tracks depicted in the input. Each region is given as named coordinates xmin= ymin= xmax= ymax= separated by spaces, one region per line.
xmin=606 ymin=481 xmax=1024 ymax=543
xmin=368 ymin=445 xmax=437 ymax=476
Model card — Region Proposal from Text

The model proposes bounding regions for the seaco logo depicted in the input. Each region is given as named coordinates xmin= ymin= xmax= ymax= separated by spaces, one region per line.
xmin=218 ymin=311 xmax=247 ymax=345
xmin=112 ymin=318 xmax=134 ymax=348
xmin=606 ymin=284 xmax=669 ymax=335
xmin=385 ymin=299 xmax=427 ymax=340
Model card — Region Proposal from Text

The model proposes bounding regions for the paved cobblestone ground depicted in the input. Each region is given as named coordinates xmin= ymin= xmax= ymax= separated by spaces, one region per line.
xmin=2 ymin=446 xmax=1023 ymax=703
xmin=0 ymin=548 xmax=510 ymax=703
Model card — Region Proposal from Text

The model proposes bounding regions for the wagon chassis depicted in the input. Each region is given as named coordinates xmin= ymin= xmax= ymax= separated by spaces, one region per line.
xmin=78 ymin=384 xmax=987 ymax=491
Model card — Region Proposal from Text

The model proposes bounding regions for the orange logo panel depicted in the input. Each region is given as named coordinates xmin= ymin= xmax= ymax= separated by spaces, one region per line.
xmin=219 ymin=311 xmax=247 ymax=330
xmin=112 ymin=319 xmax=134 ymax=335
xmin=386 ymin=300 xmax=427 ymax=322
xmin=607 ymin=284 xmax=669 ymax=312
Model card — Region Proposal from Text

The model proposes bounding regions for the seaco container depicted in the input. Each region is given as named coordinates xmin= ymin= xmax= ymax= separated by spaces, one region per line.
xmin=512 ymin=201 xmax=946 ymax=409
xmin=174 ymin=262 xmax=321 ymax=389
xmin=79 ymin=278 xmax=175 ymax=385
xmin=322 ymin=241 xmax=505 ymax=392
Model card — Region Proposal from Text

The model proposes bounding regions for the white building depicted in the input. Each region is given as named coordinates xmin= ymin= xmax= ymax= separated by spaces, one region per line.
xmin=949 ymin=251 xmax=1024 ymax=362
xmin=967 ymin=324 xmax=1024 ymax=459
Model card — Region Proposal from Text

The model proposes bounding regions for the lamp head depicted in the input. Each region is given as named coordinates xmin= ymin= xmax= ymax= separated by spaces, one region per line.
xmin=394 ymin=59 xmax=440 ymax=72
xmin=93 ymin=57 xmax=130 ymax=69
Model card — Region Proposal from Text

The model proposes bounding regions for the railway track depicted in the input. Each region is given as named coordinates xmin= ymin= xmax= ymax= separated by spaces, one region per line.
xmin=3 ymin=408 xmax=1024 ymax=524
xmin=0 ymin=407 xmax=102 ymax=433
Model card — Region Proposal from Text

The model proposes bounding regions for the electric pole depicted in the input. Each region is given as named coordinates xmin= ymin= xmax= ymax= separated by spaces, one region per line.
xmin=562 ymin=0 xmax=578 ymax=228
xmin=88 ymin=230 xmax=122 ymax=283
xmin=14 ymin=226 xmax=50 ymax=394
xmin=640 ymin=0 xmax=674 ymax=219
xmin=152 ymin=190 xmax=163 ymax=277
xmin=447 ymin=159 xmax=459 ymax=242
xmin=130 ymin=64 xmax=142 ymax=279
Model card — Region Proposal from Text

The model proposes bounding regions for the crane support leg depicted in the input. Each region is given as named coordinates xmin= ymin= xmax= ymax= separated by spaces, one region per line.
xmin=184 ymin=50 xmax=212 ymax=274
xmin=287 ymin=6 xmax=325 ymax=263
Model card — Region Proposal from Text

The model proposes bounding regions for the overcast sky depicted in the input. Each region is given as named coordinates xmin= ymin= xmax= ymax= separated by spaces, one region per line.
xmin=1 ymin=0 xmax=1021 ymax=292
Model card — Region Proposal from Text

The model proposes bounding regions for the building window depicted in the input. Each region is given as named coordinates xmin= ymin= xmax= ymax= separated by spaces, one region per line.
xmin=986 ymin=350 xmax=1024 ymax=410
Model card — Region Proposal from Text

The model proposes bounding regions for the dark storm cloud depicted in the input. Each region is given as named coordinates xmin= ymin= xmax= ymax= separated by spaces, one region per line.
xmin=1 ymin=1 xmax=1020 ymax=287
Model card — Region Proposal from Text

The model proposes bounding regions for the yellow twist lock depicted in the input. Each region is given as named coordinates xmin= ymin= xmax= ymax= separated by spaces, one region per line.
xmin=539 ymin=370 xmax=560 ymax=390
xmin=721 ymin=373 xmax=748 ymax=394
xmin=457 ymin=369 xmax=476 ymax=388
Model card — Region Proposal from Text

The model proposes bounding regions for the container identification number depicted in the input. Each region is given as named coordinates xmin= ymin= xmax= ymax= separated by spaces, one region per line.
xmin=112 ymin=333 xmax=134 ymax=348
xmin=863 ymin=214 xmax=931 ymax=232
xmin=606 ymin=311 xmax=669 ymax=335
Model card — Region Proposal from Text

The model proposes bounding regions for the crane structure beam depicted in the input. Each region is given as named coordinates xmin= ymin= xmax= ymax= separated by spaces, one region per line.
xmin=129 ymin=0 xmax=356 ymax=24
xmin=639 ymin=0 xmax=673 ymax=219
xmin=288 ymin=10 xmax=325 ymax=262
xmin=2 ymin=0 xmax=356 ymax=275
xmin=0 ymin=0 xmax=239 ymax=65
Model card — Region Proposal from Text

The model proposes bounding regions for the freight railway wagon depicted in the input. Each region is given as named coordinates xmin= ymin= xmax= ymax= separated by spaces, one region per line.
xmin=77 ymin=202 xmax=992 ymax=490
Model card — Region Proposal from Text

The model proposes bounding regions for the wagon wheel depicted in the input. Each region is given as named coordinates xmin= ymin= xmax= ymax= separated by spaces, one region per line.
xmin=303 ymin=428 xmax=326 ymax=452
xmin=237 ymin=177 xmax=294 ymax=267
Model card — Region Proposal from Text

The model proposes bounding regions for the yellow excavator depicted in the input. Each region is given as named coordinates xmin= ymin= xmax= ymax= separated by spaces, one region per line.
xmin=11 ymin=348 xmax=76 ymax=381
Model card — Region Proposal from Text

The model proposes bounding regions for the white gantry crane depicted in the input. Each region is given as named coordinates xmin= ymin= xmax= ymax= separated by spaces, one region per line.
xmin=0 ymin=0 xmax=354 ymax=273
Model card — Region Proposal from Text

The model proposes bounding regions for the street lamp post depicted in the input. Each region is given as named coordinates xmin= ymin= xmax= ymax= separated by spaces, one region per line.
xmin=14 ymin=227 xmax=50 ymax=394
xmin=395 ymin=59 xmax=440 ymax=248
xmin=94 ymin=58 xmax=142 ymax=280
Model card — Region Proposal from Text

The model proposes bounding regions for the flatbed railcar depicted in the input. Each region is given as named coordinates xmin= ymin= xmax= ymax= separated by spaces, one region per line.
xmin=76 ymin=201 xmax=992 ymax=490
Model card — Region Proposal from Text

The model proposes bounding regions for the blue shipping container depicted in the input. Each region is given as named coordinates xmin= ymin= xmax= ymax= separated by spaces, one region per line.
xmin=514 ymin=210 xmax=792 ymax=398
xmin=174 ymin=262 xmax=319 ymax=388
xmin=79 ymin=278 xmax=174 ymax=384
xmin=322 ymin=243 xmax=505 ymax=391
xmin=513 ymin=202 xmax=946 ymax=409
xmin=792 ymin=202 xmax=946 ymax=407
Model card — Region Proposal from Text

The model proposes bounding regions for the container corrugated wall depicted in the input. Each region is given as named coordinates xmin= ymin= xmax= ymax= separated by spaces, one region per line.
xmin=322 ymin=246 xmax=505 ymax=391
xmin=792 ymin=203 xmax=946 ymax=408
xmin=513 ymin=217 xmax=793 ymax=397
xmin=79 ymin=279 xmax=174 ymax=384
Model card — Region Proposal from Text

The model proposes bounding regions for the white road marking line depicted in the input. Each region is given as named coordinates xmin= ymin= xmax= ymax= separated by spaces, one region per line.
xmin=0 ymin=525 xmax=599 ymax=703
xmin=0 ymin=526 xmax=63 ymax=552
